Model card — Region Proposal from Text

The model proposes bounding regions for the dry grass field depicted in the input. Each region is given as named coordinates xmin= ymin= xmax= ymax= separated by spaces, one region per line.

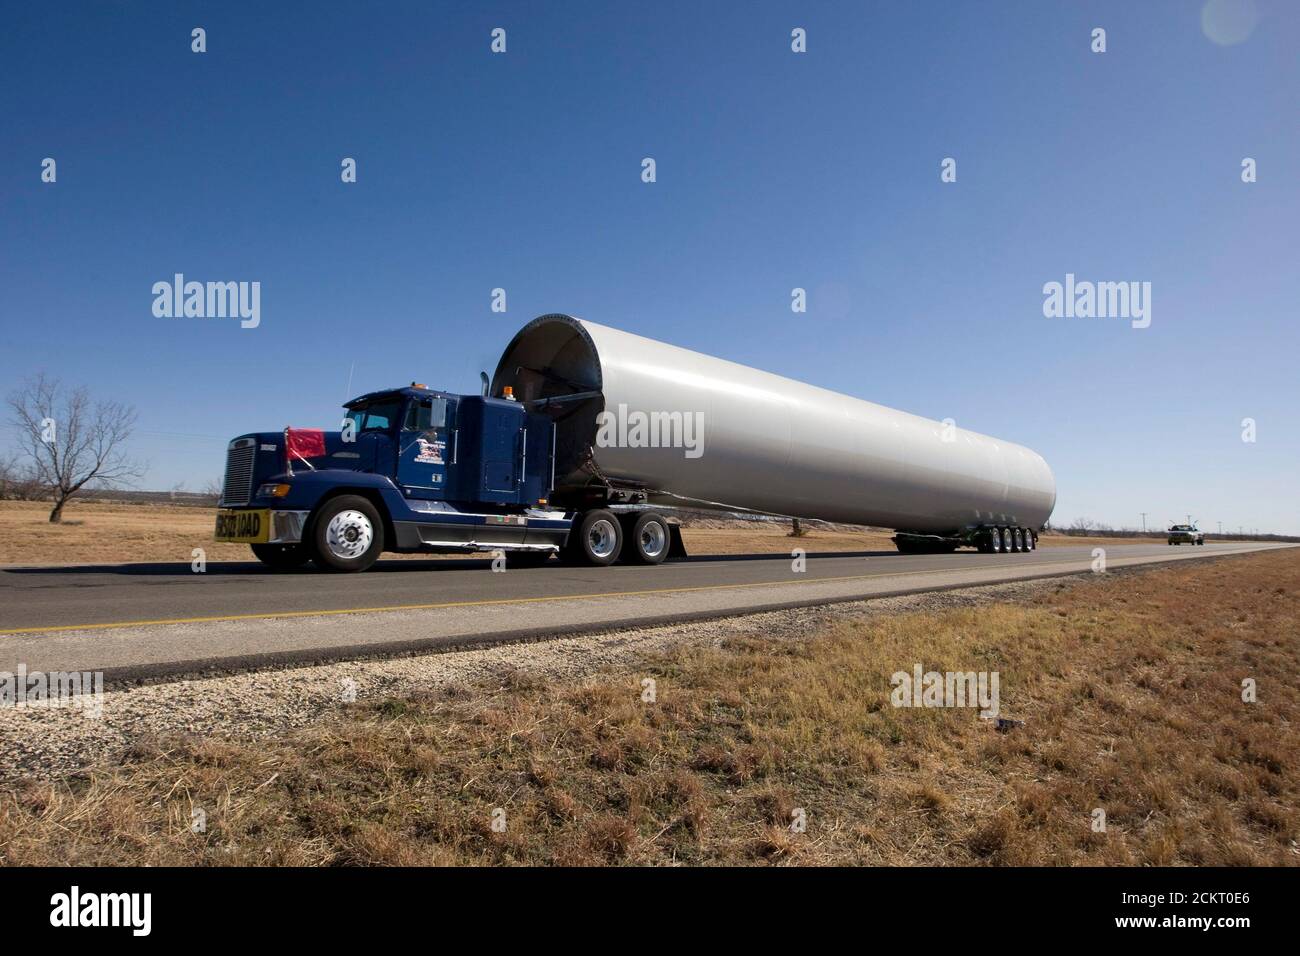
xmin=2 ymin=548 xmax=1295 ymax=866
xmin=0 ymin=499 xmax=1154 ymax=566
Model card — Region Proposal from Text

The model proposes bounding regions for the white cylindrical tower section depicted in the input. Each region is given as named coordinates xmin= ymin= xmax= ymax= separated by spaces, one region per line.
xmin=492 ymin=315 xmax=1056 ymax=533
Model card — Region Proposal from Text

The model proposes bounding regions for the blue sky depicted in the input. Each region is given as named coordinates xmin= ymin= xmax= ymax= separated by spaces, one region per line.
xmin=2 ymin=1 xmax=1296 ymax=533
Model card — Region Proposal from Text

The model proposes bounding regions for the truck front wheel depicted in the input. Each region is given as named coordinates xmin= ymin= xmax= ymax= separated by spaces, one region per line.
xmin=251 ymin=543 xmax=311 ymax=570
xmin=310 ymin=495 xmax=385 ymax=572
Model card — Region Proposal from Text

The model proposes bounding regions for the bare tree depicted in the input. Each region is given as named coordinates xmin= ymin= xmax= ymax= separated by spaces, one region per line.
xmin=7 ymin=373 xmax=145 ymax=522
xmin=1068 ymin=516 xmax=1096 ymax=535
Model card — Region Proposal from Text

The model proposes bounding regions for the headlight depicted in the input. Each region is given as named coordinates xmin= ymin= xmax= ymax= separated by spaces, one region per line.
xmin=258 ymin=483 xmax=292 ymax=498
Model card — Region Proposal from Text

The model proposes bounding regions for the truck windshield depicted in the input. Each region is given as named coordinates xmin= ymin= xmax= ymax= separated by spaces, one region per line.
xmin=343 ymin=400 xmax=401 ymax=432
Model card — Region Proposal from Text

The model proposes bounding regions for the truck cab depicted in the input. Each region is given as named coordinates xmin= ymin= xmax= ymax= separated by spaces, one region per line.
xmin=214 ymin=385 xmax=570 ymax=571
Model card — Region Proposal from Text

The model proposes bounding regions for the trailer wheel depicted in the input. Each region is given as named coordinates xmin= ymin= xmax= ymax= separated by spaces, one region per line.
xmin=1024 ymin=530 xmax=1035 ymax=551
xmin=1000 ymin=527 xmax=1013 ymax=553
xmin=251 ymin=543 xmax=310 ymax=570
xmin=572 ymin=509 xmax=623 ymax=566
xmin=1013 ymin=528 xmax=1025 ymax=552
xmin=985 ymin=529 xmax=1002 ymax=553
xmin=310 ymin=495 xmax=385 ymax=572
xmin=625 ymin=513 xmax=670 ymax=565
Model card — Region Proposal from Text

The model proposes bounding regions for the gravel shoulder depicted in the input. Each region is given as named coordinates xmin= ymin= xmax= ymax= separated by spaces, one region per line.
xmin=2 ymin=574 xmax=1080 ymax=784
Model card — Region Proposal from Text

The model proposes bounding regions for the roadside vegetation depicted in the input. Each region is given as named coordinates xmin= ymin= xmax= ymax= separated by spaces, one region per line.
xmin=1 ymin=550 xmax=1295 ymax=866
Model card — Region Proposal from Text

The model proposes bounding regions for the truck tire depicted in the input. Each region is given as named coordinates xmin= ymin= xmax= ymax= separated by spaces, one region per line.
xmin=985 ymin=528 xmax=1002 ymax=553
xmin=1000 ymin=527 xmax=1013 ymax=553
xmin=1012 ymin=528 xmax=1024 ymax=552
xmin=570 ymin=509 xmax=622 ymax=566
xmin=310 ymin=495 xmax=385 ymax=572
xmin=626 ymin=512 xmax=670 ymax=565
xmin=251 ymin=543 xmax=310 ymax=570
xmin=1024 ymin=530 xmax=1035 ymax=551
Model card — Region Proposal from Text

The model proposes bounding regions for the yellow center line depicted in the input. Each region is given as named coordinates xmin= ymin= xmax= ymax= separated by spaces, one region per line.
xmin=0 ymin=560 xmax=1109 ymax=636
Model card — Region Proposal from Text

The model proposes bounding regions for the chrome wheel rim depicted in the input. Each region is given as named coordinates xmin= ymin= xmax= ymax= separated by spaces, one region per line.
xmin=325 ymin=510 xmax=373 ymax=560
xmin=588 ymin=519 xmax=618 ymax=559
xmin=639 ymin=521 xmax=666 ymax=558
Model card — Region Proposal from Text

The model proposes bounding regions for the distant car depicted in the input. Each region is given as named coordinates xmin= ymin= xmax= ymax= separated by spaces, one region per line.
xmin=1167 ymin=524 xmax=1204 ymax=546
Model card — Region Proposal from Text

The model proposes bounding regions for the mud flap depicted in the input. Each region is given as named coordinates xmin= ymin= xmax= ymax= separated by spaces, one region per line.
xmin=667 ymin=523 xmax=688 ymax=560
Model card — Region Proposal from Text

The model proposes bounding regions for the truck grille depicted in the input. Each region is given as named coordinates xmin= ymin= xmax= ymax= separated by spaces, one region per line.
xmin=221 ymin=439 xmax=256 ymax=506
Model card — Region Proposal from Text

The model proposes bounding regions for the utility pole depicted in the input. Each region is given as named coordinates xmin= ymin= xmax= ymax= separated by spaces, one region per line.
xmin=1217 ymin=521 xmax=1223 ymax=535
xmin=1140 ymin=512 xmax=1147 ymax=533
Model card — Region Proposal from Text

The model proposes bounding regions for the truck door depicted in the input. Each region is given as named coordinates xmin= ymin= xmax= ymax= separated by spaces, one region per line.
xmin=396 ymin=396 xmax=451 ymax=498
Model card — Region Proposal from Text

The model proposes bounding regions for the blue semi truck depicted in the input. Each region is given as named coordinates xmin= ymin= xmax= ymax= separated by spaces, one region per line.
xmin=214 ymin=383 xmax=680 ymax=572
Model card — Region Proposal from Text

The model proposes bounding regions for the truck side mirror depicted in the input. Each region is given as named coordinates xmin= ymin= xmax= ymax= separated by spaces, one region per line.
xmin=480 ymin=371 xmax=490 ymax=397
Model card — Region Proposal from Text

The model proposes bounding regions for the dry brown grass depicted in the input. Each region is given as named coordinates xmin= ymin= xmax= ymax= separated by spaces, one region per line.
xmin=0 ymin=500 xmax=252 ymax=565
xmin=2 ymin=549 xmax=1296 ymax=866
xmin=0 ymin=499 xmax=1150 ymax=566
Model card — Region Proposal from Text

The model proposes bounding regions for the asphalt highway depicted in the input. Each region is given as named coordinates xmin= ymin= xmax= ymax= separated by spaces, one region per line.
xmin=0 ymin=542 xmax=1289 ymax=681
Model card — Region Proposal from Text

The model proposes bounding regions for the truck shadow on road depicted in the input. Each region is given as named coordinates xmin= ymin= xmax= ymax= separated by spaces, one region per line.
xmin=1 ymin=550 xmax=902 ymax=577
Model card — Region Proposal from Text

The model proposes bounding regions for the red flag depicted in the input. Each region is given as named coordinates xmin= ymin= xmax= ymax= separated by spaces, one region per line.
xmin=285 ymin=427 xmax=326 ymax=462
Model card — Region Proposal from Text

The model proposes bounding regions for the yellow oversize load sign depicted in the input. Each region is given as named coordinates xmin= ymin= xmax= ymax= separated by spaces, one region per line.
xmin=214 ymin=509 xmax=271 ymax=543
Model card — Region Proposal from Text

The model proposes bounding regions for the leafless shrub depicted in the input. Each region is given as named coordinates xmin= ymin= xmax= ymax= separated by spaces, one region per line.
xmin=6 ymin=373 xmax=146 ymax=522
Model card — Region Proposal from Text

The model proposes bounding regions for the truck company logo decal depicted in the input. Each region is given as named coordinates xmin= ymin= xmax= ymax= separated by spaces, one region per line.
xmin=414 ymin=438 xmax=444 ymax=464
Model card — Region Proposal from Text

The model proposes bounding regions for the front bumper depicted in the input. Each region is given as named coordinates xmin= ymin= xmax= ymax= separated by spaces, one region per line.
xmin=214 ymin=509 xmax=310 ymax=544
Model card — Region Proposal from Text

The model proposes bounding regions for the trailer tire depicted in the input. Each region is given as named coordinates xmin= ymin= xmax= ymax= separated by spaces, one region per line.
xmin=251 ymin=543 xmax=311 ymax=570
xmin=571 ymin=509 xmax=623 ymax=566
xmin=985 ymin=529 xmax=1002 ymax=553
xmin=624 ymin=513 xmax=670 ymax=565
xmin=1024 ymin=530 xmax=1035 ymax=551
xmin=309 ymin=495 xmax=385 ymax=572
